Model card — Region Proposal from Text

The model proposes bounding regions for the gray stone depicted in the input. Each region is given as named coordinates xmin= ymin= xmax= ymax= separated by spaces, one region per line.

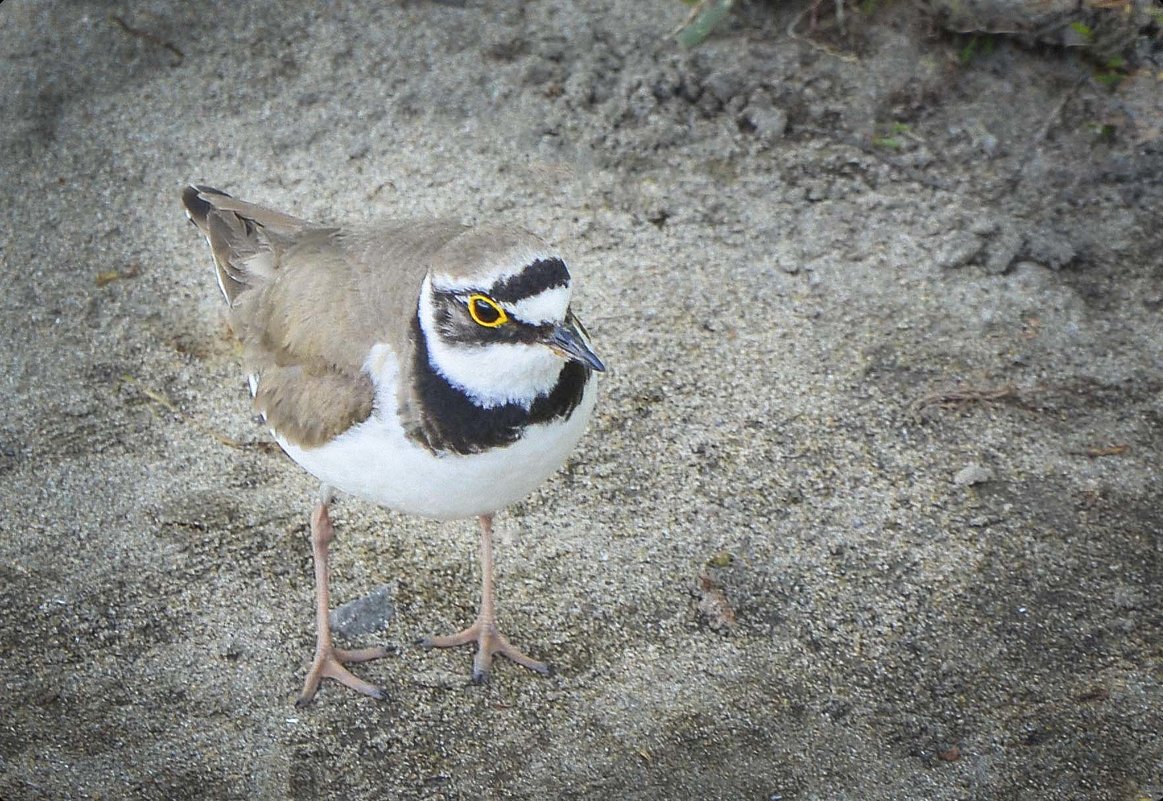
xmin=954 ymin=464 xmax=995 ymax=486
xmin=329 ymin=584 xmax=395 ymax=639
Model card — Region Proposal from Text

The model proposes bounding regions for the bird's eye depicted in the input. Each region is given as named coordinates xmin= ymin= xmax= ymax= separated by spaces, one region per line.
xmin=467 ymin=294 xmax=508 ymax=328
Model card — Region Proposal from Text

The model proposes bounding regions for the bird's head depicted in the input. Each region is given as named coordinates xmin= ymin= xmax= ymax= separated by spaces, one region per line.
xmin=418 ymin=227 xmax=604 ymax=409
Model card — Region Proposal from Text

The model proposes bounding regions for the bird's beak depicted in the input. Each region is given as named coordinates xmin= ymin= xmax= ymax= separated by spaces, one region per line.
xmin=546 ymin=314 xmax=606 ymax=372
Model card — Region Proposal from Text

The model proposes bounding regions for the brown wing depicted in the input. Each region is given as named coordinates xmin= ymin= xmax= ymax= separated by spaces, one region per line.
xmin=182 ymin=185 xmax=467 ymax=449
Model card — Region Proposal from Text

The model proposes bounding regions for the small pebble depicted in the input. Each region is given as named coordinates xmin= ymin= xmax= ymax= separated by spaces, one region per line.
xmin=953 ymin=464 xmax=994 ymax=486
xmin=935 ymin=233 xmax=983 ymax=270
xmin=743 ymin=91 xmax=788 ymax=144
xmin=938 ymin=744 xmax=961 ymax=762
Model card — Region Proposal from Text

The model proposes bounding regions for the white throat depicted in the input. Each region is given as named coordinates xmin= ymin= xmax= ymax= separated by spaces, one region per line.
xmin=418 ymin=276 xmax=565 ymax=409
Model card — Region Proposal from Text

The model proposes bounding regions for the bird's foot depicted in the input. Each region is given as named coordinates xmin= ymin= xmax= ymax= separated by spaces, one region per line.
xmin=296 ymin=643 xmax=391 ymax=707
xmin=419 ymin=618 xmax=550 ymax=683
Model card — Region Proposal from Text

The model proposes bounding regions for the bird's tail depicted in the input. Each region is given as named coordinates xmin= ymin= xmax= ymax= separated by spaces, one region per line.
xmin=181 ymin=184 xmax=312 ymax=305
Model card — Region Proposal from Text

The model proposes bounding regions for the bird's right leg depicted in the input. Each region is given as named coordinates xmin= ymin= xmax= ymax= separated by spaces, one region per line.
xmin=296 ymin=492 xmax=391 ymax=706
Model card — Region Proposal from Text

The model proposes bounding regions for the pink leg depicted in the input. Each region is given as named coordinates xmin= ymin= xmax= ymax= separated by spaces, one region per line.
xmin=296 ymin=499 xmax=391 ymax=706
xmin=419 ymin=514 xmax=550 ymax=683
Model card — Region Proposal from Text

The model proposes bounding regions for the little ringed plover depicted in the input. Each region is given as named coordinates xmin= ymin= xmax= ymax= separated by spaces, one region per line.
xmin=181 ymin=185 xmax=604 ymax=705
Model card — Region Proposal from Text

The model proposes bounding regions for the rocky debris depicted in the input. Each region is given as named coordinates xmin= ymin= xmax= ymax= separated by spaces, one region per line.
xmin=918 ymin=0 xmax=1156 ymax=59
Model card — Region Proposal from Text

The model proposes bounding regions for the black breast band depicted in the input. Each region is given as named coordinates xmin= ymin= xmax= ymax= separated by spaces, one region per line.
xmin=409 ymin=317 xmax=589 ymax=455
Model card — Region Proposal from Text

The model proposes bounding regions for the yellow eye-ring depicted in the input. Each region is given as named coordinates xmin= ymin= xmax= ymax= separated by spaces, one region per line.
xmin=467 ymin=293 xmax=509 ymax=328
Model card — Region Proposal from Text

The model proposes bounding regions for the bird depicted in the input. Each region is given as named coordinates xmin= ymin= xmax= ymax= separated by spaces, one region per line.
xmin=181 ymin=185 xmax=605 ymax=705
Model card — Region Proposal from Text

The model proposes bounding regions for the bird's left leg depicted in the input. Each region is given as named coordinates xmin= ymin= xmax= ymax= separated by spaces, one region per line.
xmin=419 ymin=513 xmax=550 ymax=683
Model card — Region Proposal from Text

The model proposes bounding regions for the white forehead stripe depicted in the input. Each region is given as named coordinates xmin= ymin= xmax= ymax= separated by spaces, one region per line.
xmin=504 ymin=284 xmax=571 ymax=325
xmin=429 ymin=249 xmax=557 ymax=294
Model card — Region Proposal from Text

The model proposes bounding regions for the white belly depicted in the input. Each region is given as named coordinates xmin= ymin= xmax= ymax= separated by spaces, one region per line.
xmin=275 ymin=370 xmax=598 ymax=520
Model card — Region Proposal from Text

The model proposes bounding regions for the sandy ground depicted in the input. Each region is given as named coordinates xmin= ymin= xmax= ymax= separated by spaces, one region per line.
xmin=2 ymin=1 xmax=1162 ymax=799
